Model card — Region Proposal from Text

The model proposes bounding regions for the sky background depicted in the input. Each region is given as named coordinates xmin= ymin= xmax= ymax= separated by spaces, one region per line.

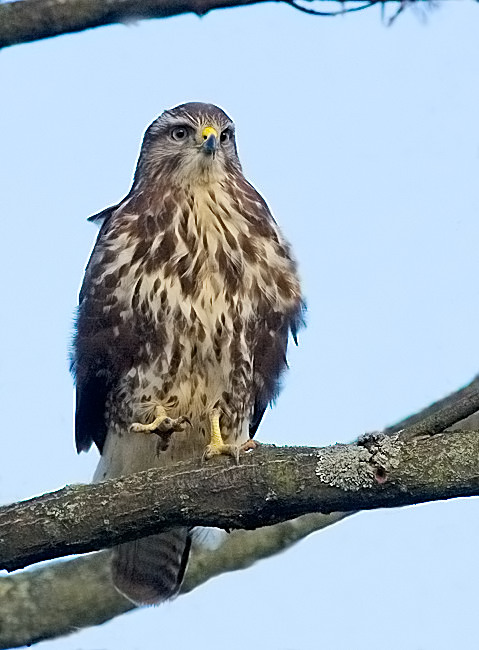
xmin=1 ymin=2 xmax=479 ymax=648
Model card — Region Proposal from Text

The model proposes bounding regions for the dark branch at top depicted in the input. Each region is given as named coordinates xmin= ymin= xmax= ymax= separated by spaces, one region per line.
xmin=0 ymin=0 xmax=438 ymax=49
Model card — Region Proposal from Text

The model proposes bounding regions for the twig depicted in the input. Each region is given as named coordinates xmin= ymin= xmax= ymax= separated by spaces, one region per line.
xmin=285 ymin=0 xmax=376 ymax=17
xmin=386 ymin=375 xmax=479 ymax=440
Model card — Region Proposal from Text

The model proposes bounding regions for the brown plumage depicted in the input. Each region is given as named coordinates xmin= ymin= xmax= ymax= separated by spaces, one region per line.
xmin=71 ymin=102 xmax=304 ymax=604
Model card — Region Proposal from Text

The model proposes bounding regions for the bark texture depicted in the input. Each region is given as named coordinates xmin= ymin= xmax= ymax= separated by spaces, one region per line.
xmin=1 ymin=427 xmax=479 ymax=573
xmin=1 ymin=376 xmax=478 ymax=647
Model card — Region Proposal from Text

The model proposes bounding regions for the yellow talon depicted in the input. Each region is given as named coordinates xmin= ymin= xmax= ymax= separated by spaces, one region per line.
xmin=203 ymin=409 xmax=239 ymax=462
xmin=130 ymin=406 xmax=168 ymax=433
xmin=130 ymin=406 xmax=190 ymax=435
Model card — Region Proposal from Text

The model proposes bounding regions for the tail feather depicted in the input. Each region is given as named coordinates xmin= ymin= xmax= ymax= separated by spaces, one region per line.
xmin=111 ymin=528 xmax=191 ymax=605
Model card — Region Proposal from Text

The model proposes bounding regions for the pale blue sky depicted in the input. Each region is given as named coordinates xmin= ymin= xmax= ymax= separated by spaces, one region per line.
xmin=1 ymin=2 xmax=479 ymax=648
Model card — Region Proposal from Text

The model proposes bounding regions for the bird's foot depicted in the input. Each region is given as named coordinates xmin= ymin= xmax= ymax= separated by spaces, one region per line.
xmin=203 ymin=441 xmax=240 ymax=463
xmin=130 ymin=408 xmax=191 ymax=436
xmin=202 ymin=409 xmax=240 ymax=464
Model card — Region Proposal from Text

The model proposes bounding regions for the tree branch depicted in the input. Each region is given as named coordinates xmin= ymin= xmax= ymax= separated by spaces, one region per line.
xmin=0 ymin=513 xmax=347 ymax=649
xmin=0 ymin=0 xmax=438 ymax=50
xmin=0 ymin=379 xmax=479 ymax=649
xmin=2 ymin=425 xmax=479 ymax=573
xmin=385 ymin=375 xmax=479 ymax=436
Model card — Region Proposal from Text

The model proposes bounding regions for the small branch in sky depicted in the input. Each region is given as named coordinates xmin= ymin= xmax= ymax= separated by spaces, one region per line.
xmin=385 ymin=375 xmax=479 ymax=438
xmin=285 ymin=0 xmax=376 ymax=17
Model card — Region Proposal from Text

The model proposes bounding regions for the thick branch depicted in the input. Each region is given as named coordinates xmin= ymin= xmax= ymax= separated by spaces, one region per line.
xmin=0 ymin=513 xmax=347 ymax=649
xmin=0 ymin=0 xmax=432 ymax=49
xmin=0 ymin=0 xmax=258 ymax=49
xmin=2 ymin=376 xmax=479 ymax=645
xmin=2 ymin=428 xmax=479 ymax=573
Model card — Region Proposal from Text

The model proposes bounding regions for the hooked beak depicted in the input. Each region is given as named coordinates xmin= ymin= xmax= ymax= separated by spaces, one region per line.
xmin=201 ymin=126 xmax=218 ymax=156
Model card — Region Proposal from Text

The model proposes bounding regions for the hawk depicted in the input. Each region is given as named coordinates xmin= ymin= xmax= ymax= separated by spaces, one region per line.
xmin=72 ymin=102 xmax=303 ymax=605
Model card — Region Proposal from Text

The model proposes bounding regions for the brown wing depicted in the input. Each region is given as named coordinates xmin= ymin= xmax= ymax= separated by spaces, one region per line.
xmin=237 ymin=179 xmax=305 ymax=438
xmin=249 ymin=307 xmax=303 ymax=438
xmin=72 ymin=205 xmax=137 ymax=453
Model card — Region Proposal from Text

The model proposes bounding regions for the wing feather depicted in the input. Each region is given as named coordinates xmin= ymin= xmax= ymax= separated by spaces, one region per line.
xmin=72 ymin=202 xmax=134 ymax=452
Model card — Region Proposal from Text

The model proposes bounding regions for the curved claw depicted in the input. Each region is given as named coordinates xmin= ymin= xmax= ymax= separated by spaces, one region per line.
xmin=157 ymin=416 xmax=191 ymax=434
xmin=130 ymin=414 xmax=191 ymax=436
xmin=202 ymin=443 xmax=240 ymax=465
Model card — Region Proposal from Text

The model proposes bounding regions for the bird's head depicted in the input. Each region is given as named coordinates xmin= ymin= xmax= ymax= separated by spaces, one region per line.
xmin=134 ymin=102 xmax=242 ymax=187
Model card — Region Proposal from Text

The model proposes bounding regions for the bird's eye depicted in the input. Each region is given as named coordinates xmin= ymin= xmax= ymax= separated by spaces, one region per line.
xmin=171 ymin=127 xmax=188 ymax=141
xmin=220 ymin=129 xmax=231 ymax=143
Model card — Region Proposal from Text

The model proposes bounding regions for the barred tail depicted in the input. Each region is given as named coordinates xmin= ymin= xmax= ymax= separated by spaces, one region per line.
xmin=111 ymin=528 xmax=191 ymax=605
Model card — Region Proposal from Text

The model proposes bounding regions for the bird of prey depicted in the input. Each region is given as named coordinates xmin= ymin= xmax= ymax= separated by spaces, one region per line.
xmin=72 ymin=102 xmax=304 ymax=605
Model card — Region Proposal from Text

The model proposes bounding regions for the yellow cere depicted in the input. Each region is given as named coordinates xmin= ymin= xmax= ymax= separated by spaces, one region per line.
xmin=202 ymin=126 xmax=218 ymax=140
